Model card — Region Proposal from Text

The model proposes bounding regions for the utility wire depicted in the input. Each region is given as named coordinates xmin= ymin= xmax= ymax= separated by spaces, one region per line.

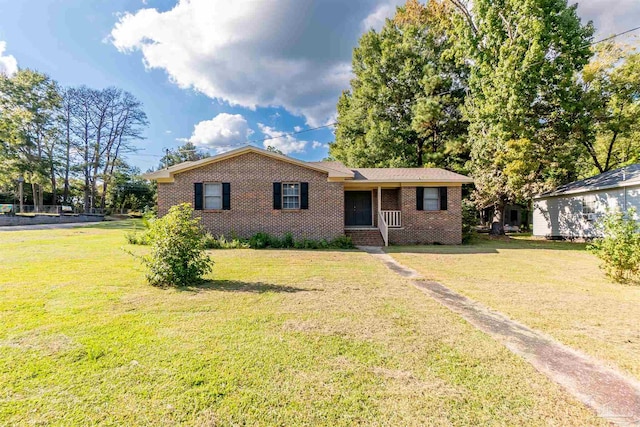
xmin=587 ymin=25 xmax=640 ymax=47
xmin=128 ymin=26 xmax=640 ymax=160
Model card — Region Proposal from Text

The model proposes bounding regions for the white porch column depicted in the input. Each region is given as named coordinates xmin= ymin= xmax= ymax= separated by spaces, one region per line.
xmin=377 ymin=186 xmax=381 ymax=217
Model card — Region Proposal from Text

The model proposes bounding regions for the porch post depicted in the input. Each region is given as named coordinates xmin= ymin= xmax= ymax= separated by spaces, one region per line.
xmin=377 ymin=186 xmax=381 ymax=217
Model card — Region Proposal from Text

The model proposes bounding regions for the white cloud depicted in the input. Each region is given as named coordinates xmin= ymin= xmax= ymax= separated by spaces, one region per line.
xmin=361 ymin=1 xmax=403 ymax=32
xmin=0 ymin=41 xmax=18 ymax=76
xmin=109 ymin=0 xmax=400 ymax=126
xmin=576 ymin=0 xmax=640 ymax=40
xmin=293 ymin=126 xmax=303 ymax=132
xmin=258 ymin=124 xmax=307 ymax=154
xmin=186 ymin=113 xmax=253 ymax=152
xmin=312 ymin=141 xmax=329 ymax=150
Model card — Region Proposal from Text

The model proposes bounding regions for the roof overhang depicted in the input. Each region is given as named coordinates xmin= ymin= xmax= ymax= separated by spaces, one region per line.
xmin=142 ymin=145 xmax=354 ymax=183
xmin=534 ymin=180 xmax=640 ymax=199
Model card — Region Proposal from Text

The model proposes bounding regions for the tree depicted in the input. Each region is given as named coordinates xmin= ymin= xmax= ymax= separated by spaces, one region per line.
xmin=449 ymin=0 xmax=594 ymax=233
xmin=574 ymin=43 xmax=640 ymax=176
xmin=64 ymin=86 xmax=148 ymax=211
xmin=105 ymin=161 xmax=155 ymax=213
xmin=0 ymin=69 xmax=62 ymax=211
xmin=330 ymin=0 xmax=468 ymax=171
xmin=158 ymin=141 xmax=208 ymax=169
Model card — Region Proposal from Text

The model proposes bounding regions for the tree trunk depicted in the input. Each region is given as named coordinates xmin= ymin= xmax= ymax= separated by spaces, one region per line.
xmin=489 ymin=201 xmax=506 ymax=235
xmin=63 ymin=113 xmax=71 ymax=204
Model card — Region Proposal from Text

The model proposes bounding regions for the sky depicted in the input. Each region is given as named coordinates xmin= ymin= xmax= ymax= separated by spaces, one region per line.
xmin=0 ymin=0 xmax=639 ymax=172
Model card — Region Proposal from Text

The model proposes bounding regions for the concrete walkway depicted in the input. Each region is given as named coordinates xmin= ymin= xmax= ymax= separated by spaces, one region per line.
xmin=0 ymin=222 xmax=101 ymax=231
xmin=361 ymin=246 xmax=640 ymax=427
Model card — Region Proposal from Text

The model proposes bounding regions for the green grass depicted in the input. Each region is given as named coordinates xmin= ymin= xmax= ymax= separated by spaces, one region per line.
xmin=388 ymin=234 xmax=640 ymax=382
xmin=0 ymin=223 xmax=604 ymax=425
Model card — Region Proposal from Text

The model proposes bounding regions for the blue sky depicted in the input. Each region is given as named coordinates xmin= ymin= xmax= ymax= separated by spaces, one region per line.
xmin=0 ymin=0 xmax=639 ymax=172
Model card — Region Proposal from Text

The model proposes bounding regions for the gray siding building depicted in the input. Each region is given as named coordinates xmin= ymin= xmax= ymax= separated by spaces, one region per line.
xmin=533 ymin=165 xmax=640 ymax=238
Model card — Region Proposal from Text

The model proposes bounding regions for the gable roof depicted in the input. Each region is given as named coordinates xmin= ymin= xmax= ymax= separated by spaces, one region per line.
xmin=142 ymin=145 xmax=354 ymax=182
xmin=536 ymin=164 xmax=640 ymax=198
xmin=142 ymin=145 xmax=474 ymax=184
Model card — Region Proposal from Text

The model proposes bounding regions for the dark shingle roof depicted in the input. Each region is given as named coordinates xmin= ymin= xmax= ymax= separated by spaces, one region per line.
xmin=537 ymin=164 xmax=640 ymax=198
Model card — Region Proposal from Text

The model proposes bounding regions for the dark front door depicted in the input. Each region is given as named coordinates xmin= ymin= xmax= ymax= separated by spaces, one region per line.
xmin=345 ymin=191 xmax=372 ymax=226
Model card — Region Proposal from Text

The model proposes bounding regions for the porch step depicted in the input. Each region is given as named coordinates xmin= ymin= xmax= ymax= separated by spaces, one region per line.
xmin=345 ymin=229 xmax=384 ymax=247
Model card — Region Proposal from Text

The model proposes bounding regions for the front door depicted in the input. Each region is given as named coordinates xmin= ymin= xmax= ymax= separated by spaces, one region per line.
xmin=345 ymin=191 xmax=372 ymax=226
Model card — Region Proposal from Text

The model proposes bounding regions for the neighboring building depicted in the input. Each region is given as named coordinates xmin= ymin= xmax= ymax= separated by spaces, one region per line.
xmin=143 ymin=145 xmax=473 ymax=246
xmin=533 ymin=164 xmax=640 ymax=239
xmin=480 ymin=203 xmax=529 ymax=231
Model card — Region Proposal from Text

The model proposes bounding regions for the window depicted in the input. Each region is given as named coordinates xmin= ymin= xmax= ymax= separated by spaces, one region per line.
xmin=582 ymin=195 xmax=596 ymax=215
xmin=282 ymin=182 xmax=300 ymax=210
xmin=204 ymin=183 xmax=222 ymax=210
xmin=423 ymin=188 xmax=440 ymax=211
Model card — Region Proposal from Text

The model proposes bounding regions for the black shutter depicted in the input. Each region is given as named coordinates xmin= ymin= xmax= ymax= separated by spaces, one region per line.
xmin=300 ymin=182 xmax=309 ymax=209
xmin=222 ymin=183 xmax=231 ymax=210
xmin=416 ymin=187 xmax=424 ymax=211
xmin=273 ymin=182 xmax=282 ymax=210
xmin=439 ymin=187 xmax=448 ymax=211
xmin=194 ymin=183 xmax=203 ymax=210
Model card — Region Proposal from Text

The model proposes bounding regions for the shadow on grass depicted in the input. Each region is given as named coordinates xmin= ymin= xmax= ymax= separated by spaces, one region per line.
xmin=178 ymin=279 xmax=320 ymax=293
xmin=386 ymin=235 xmax=589 ymax=255
xmin=85 ymin=219 xmax=142 ymax=231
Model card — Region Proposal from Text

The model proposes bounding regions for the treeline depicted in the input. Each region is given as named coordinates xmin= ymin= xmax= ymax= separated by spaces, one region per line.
xmin=331 ymin=0 xmax=640 ymax=228
xmin=0 ymin=69 xmax=153 ymax=212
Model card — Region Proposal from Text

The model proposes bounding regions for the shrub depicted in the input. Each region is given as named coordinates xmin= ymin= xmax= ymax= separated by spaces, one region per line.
xmin=588 ymin=208 xmax=640 ymax=283
xmin=140 ymin=203 xmax=212 ymax=287
xmin=125 ymin=230 xmax=151 ymax=245
xmin=128 ymin=226 xmax=354 ymax=251
xmin=461 ymin=200 xmax=478 ymax=244
xmin=203 ymin=233 xmax=250 ymax=249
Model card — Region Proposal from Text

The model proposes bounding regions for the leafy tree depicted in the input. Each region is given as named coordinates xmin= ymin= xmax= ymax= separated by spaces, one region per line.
xmin=105 ymin=161 xmax=155 ymax=213
xmin=158 ymin=141 xmax=209 ymax=169
xmin=574 ymin=43 xmax=640 ymax=176
xmin=140 ymin=203 xmax=212 ymax=287
xmin=330 ymin=0 xmax=468 ymax=170
xmin=449 ymin=0 xmax=594 ymax=233
xmin=0 ymin=69 xmax=62 ymax=210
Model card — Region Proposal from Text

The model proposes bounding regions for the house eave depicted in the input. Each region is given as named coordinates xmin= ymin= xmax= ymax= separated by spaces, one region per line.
xmin=141 ymin=145 xmax=354 ymax=181
xmin=534 ymin=180 xmax=640 ymax=199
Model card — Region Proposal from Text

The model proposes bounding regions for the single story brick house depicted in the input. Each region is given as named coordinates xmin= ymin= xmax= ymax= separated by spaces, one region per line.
xmin=143 ymin=145 xmax=473 ymax=245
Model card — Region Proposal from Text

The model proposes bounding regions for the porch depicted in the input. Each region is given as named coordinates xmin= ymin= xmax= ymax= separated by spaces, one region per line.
xmin=344 ymin=187 xmax=402 ymax=246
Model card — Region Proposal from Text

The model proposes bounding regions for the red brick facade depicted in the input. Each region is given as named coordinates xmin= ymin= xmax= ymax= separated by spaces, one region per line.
xmin=387 ymin=186 xmax=463 ymax=245
xmin=156 ymin=152 xmax=464 ymax=245
xmin=157 ymin=152 xmax=344 ymax=240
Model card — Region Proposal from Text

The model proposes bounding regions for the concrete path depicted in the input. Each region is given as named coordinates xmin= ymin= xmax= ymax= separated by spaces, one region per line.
xmin=360 ymin=246 xmax=640 ymax=427
xmin=0 ymin=222 xmax=101 ymax=231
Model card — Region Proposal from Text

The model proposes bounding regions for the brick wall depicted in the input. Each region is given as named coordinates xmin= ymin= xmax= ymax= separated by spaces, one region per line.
xmin=388 ymin=186 xmax=463 ymax=245
xmin=381 ymin=189 xmax=400 ymax=210
xmin=157 ymin=152 xmax=344 ymax=240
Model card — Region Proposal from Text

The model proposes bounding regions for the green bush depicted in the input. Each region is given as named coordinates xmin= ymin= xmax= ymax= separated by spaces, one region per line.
xmin=203 ymin=233 xmax=250 ymax=249
xmin=140 ymin=203 xmax=212 ymax=287
xmin=128 ymin=225 xmax=354 ymax=251
xmin=125 ymin=230 xmax=151 ymax=245
xmin=462 ymin=200 xmax=478 ymax=244
xmin=588 ymin=208 xmax=640 ymax=283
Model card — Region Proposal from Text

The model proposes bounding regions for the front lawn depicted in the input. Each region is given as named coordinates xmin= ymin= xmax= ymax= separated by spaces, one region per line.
xmin=387 ymin=235 xmax=640 ymax=382
xmin=0 ymin=223 xmax=603 ymax=425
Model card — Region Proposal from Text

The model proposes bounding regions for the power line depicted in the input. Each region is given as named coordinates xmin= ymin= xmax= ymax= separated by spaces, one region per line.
xmin=154 ymin=122 xmax=338 ymax=155
xmin=248 ymin=122 xmax=337 ymax=145
xmin=587 ymin=26 xmax=640 ymax=48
